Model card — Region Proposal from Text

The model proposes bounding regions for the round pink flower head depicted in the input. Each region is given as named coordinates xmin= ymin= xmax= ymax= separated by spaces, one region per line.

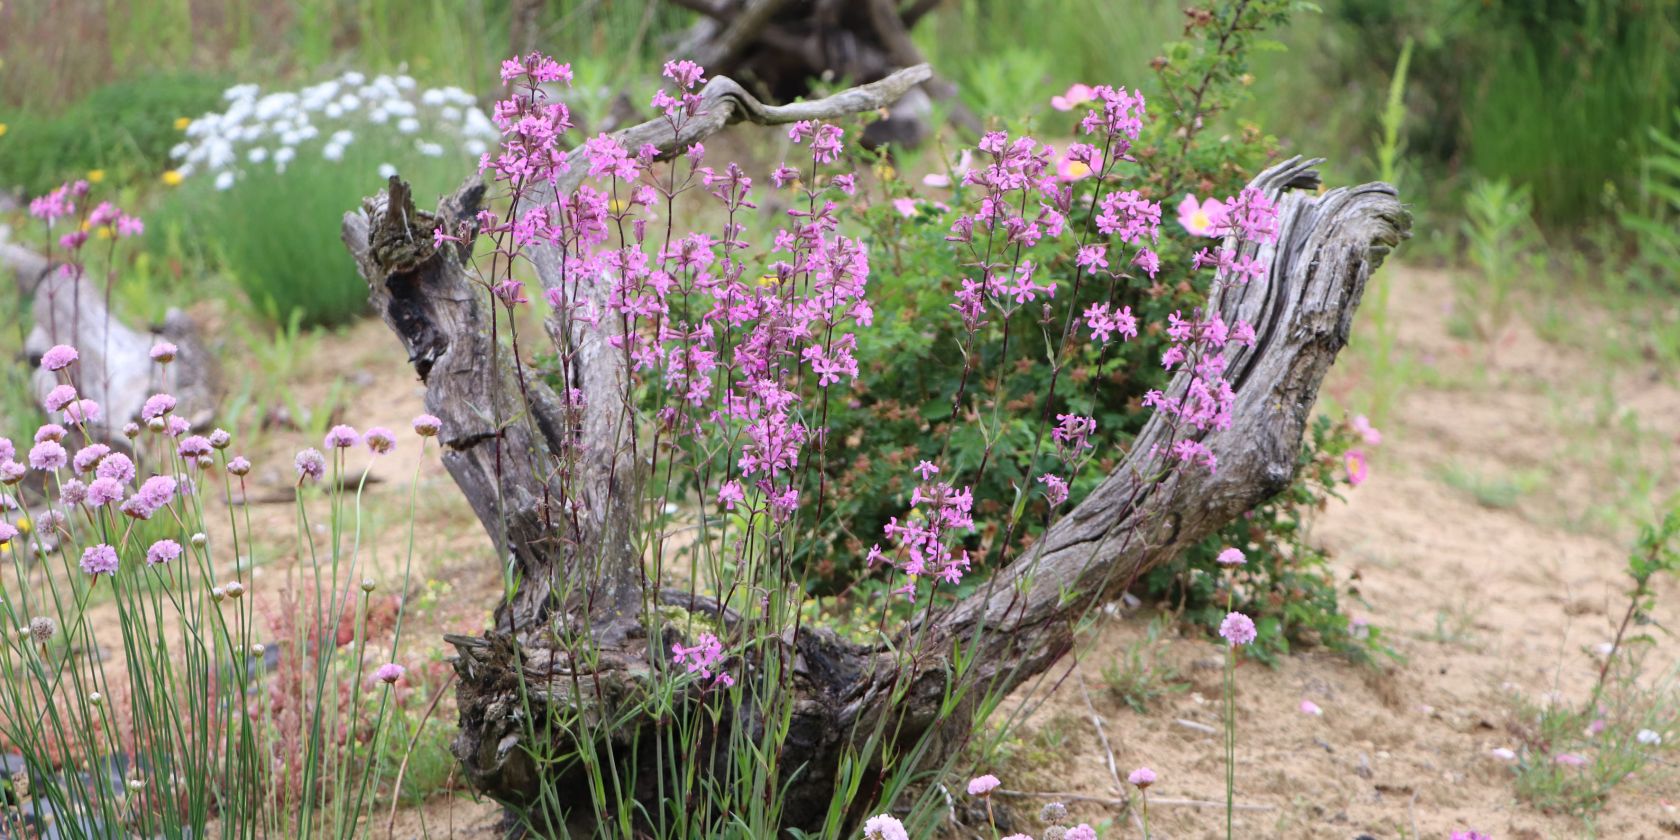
xmin=373 ymin=663 xmax=405 ymax=685
xmin=60 ymin=479 xmax=87 ymax=506
xmin=86 ymin=477 xmax=124 ymax=507
xmin=41 ymin=345 xmax=79 ymax=372
xmin=966 ymin=774 xmax=1000 ymax=796
xmin=122 ymin=422 xmax=141 ymax=439
xmin=0 ymin=522 xmax=18 ymax=545
xmin=1299 ymin=699 xmax=1323 ymax=716
xmin=208 ymin=428 xmax=231 ymax=450
xmin=0 ymin=461 xmax=26 ymax=485
xmin=146 ymin=539 xmax=181 ymax=566
xmin=80 ymin=543 xmax=119 ymax=577
xmin=45 ymin=384 xmax=78 ymax=412
xmin=295 ymin=448 xmax=326 ymax=483
xmin=0 ymin=438 xmax=12 ymax=463
xmin=141 ymin=393 xmax=177 ymax=421
xmin=1351 ymin=414 xmax=1382 ymax=446
xmin=1216 ymin=547 xmax=1246 ymax=567
xmin=1127 ymin=766 xmax=1156 ymax=789
xmin=364 ymin=427 xmax=395 ymax=455
xmin=227 ymin=456 xmax=252 ymax=477
xmin=177 ymin=435 xmax=212 ymax=459
xmin=862 ymin=814 xmax=908 ymax=840
xmin=63 ymin=399 xmax=101 ymax=424
xmin=324 ymin=425 xmax=359 ymax=449
xmin=1450 ymin=832 xmax=1492 ymax=840
xmin=73 ymin=444 xmax=110 ymax=475
xmin=29 ymin=441 xmax=68 ymax=472
xmin=34 ymin=424 xmax=67 ymax=443
xmin=149 ymin=341 xmax=178 ymax=363
xmin=1066 ymin=825 xmax=1098 ymax=840
xmin=96 ymin=453 xmax=136 ymax=484
xmin=1219 ymin=611 xmax=1257 ymax=647
xmin=412 ymin=414 xmax=442 ymax=437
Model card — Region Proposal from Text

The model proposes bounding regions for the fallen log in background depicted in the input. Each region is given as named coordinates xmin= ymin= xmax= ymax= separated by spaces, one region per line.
xmin=343 ymin=61 xmax=1409 ymax=831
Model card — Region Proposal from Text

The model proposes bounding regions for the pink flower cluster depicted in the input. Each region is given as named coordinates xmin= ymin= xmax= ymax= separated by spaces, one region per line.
xmin=867 ymin=462 xmax=976 ymax=601
xmin=29 ymin=181 xmax=143 ymax=252
xmin=671 ymin=632 xmax=734 ymax=689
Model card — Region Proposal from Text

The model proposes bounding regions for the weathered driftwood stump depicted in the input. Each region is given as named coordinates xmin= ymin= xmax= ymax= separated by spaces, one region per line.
xmin=343 ymin=63 xmax=1409 ymax=832
xmin=2 ymin=240 xmax=218 ymax=445
xmin=666 ymin=0 xmax=971 ymax=148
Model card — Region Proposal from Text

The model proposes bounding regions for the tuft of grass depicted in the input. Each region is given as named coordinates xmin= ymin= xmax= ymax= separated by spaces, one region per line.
xmin=1100 ymin=615 xmax=1188 ymax=714
xmin=1437 ymin=464 xmax=1542 ymax=510
xmin=1456 ymin=177 xmax=1544 ymax=342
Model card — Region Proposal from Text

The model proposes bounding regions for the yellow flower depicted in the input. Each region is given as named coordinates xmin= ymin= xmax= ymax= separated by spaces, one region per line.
xmin=174 ymin=117 xmax=191 ymax=131
xmin=87 ymin=169 xmax=105 ymax=184
xmin=877 ymin=163 xmax=897 ymax=181
xmin=0 ymin=123 xmax=8 ymax=137
xmin=96 ymin=227 xmax=112 ymax=240
xmin=609 ymin=199 xmax=628 ymax=213
xmin=161 ymin=170 xmax=183 ymax=187
xmin=14 ymin=517 xmax=29 ymax=536
xmin=757 ymin=274 xmax=778 ymax=286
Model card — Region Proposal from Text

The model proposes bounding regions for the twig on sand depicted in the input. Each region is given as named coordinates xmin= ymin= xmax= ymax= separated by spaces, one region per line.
xmin=992 ymin=789 xmax=1274 ymax=811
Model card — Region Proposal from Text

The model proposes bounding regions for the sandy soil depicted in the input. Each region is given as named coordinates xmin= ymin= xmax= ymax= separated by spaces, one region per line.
xmin=1003 ymin=266 xmax=1680 ymax=840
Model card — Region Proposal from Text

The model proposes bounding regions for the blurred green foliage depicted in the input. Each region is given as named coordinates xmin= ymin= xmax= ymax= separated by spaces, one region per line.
xmin=0 ymin=74 xmax=227 ymax=196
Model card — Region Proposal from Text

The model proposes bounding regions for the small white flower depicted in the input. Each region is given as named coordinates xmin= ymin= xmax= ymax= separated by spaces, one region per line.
xmin=397 ymin=117 xmax=420 ymax=134
xmin=368 ymin=108 xmax=389 ymax=124
xmin=464 ymin=139 xmax=488 ymax=156
xmin=337 ymin=94 xmax=361 ymax=111
xmin=214 ymin=171 xmax=236 ymax=191
xmin=341 ymin=71 xmax=366 ymax=86
xmin=322 ymin=143 xmax=344 ymax=162
xmin=395 ymin=74 xmax=416 ymax=90
xmin=324 ymin=103 xmax=344 ymax=119
xmin=1637 ymin=729 xmax=1662 ymax=746
xmin=170 ymin=142 xmax=191 ymax=159
xmin=274 ymin=147 xmax=295 ymax=165
xmin=440 ymin=105 xmax=462 ymax=123
xmin=247 ymin=147 xmax=268 ymax=163
xmin=378 ymin=163 xmax=397 ymax=178
xmin=421 ymin=89 xmax=447 ymax=106
xmin=330 ymin=129 xmax=355 ymax=145
xmin=416 ymin=141 xmax=444 ymax=157
xmin=1489 ymin=747 xmax=1517 ymax=761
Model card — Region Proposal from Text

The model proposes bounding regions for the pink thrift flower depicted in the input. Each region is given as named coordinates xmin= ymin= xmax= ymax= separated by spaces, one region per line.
xmin=1343 ymin=449 xmax=1369 ymax=486
xmin=227 ymin=456 xmax=252 ymax=477
xmin=146 ymin=539 xmax=181 ymax=566
xmin=0 ymin=522 xmax=16 ymax=545
xmin=29 ymin=441 xmax=67 ymax=471
xmin=295 ymin=448 xmax=326 ymax=483
xmin=1065 ymin=826 xmax=1097 ymax=840
xmin=1051 ymin=83 xmax=1095 ymax=111
xmin=413 ymin=414 xmax=442 ymax=437
xmin=1450 ymin=832 xmax=1492 ymax=840
xmin=62 ymin=399 xmax=101 ymax=425
xmin=0 ymin=461 xmax=25 ymax=485
xmin=364 ymin=427 xmax=395 ymax=454
xmin=96 ymin=453 xmax=135 ymax=484
xmin=41 ymin=345 xmax=79 ymax=371
xmin=862 ymin=814 xmax=908 ymax=840
xmin=891 ymin=197 xmax=918 ymax=218
xmin=45 ymin=384 xmax=78 ymax=412
xmin=1219 ymin=611 xmax=1257 ymax=647
xmin=72 ymin=444 xmax=109 ymax=475
xmin=150 ymin=342 xmax=178 ymax=363
xmin=1127 ymin=766 xmax=1156 ymax=788
xmin=966 ymin=774 xmax=1000 ymax=796
xmin=60 ymin=479 xmax=87 ymax=506
xmin=34 ymin=424 xmax=66 ymax=443
xmin=324 ymin=425 xmax=359 ymax=449
xmin=1216 ymin=547 xmax=1246 ymax=567
xmin=80 ymin=544 xmax=119 ymax=577
xmin=141 ymin=393 xmax=177 ymax=421
xmin=1177 ymin=194 xmax=1227 ymax=237
xmin=178 ymin=436 xmax=212 ymax=459
xmin=1300 ymin=699 xmax=1323 ymax=716
xmin=373 ymin=663 xmax=405 ymax=685
xmin=1351 ymin=414 xmax=1382 ymax=445
xmin=87 ymin=477 xmax=125 ymax=507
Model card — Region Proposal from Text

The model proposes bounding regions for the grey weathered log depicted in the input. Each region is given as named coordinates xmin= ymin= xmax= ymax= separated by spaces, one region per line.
xmin=344 ymin=63 xmax=1409 ymax=829
xmin=4 ymin=240 xmax=218 ymax=445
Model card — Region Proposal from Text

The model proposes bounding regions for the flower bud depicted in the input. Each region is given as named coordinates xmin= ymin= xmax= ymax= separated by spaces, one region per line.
xmin=224 ymin=582 xmax=245 ymax=599
xmin=360 ymin=578 xmax=376 ymax=593
xmin=89 ymin=691 xmax=103 ymax=705
xmin=191 ymin=532 xmax=207 ymax=548
xmin=210 ymin=586 xmax=226 ymax=602
xmin=146 ymin=417 xmax=166 ymax=433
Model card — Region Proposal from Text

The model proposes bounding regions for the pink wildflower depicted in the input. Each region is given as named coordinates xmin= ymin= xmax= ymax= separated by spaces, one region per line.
xmin=1216 ymin=547 xmax=1246 ymax=567
xmin=295 ymin=448 xmax=326 ymax=483
xmin=1050 ymin=83 xmax=1095 ymax=111
xmin=1449 ymin=832 xmax=1491 ymax=840
xmin=227 ymin=456 xmax=252 ymax=477
xmin=87 ymin=477 xmax=124 ymax=507
xmin=324 ymin=425 xmax=359 ymax=449
xmin=1553 ymin=752 xmax=1587 ymax=767
xmin=717 ymin=480 xmax=744 ymax=511
xmin=150 ymin=342 xmax=178 ymax=363
xmin=1128 ymin=766 xmax=1156 ymax=788
xmin=146 ymin=539 xmax=181 ymax=566
xmin=28 ymin=441 xmax=67 ymax=471
xmin=41 ymin=345 xmax=78 ymax=371
xmin=1300 ymin=699 xmax=1323 ymax=716
xmin=34 ymin=424 xmax=66 ymax=443
xmin=1065 ymin=826 xmax=1097 ymax=840
xmin=373 ymin=663 xmax=405 ymax=685
xmin=862 ymin=815 xmax=908 ymax=840
xmin=1351 ymin=414 xmax=1382 ymax=445
xmin=95 ymin=453 xmax=135 ymax=484
xmin=364 ymin=427 xmax=395 ymax=454
xmin=1177 ymin=194 xmax=1227 ymax=237
xmin=45 ymin=384 xmax=77 ymax=412
xmin=0 ymin=522 xmax=16 ymax=545
xmin=1219 ymin=611 xmax=1257 ymax=647
xmin=1343 ymin=449 xmax=1368 ymax=486
xmin=966 ymin=774 xmax=1000 ymax=796
xmin=1038 ymin=473 xmax=1069 ymax=505
xmin=80 ymin=544 xmax=119 ymax=577
xmin=413 ymin=414 xmax=442 ymax=437
xmin=141 ymin=393 xmax=177 ymax=421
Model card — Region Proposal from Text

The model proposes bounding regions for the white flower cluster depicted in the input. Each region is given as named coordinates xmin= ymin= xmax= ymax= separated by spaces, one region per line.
xmin=169 ymin=71 xmax=497 ymax=191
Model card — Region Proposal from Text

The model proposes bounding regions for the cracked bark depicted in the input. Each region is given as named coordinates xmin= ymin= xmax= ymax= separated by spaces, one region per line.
xmin=343 ymin=64 xmax=1409 ymax=831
